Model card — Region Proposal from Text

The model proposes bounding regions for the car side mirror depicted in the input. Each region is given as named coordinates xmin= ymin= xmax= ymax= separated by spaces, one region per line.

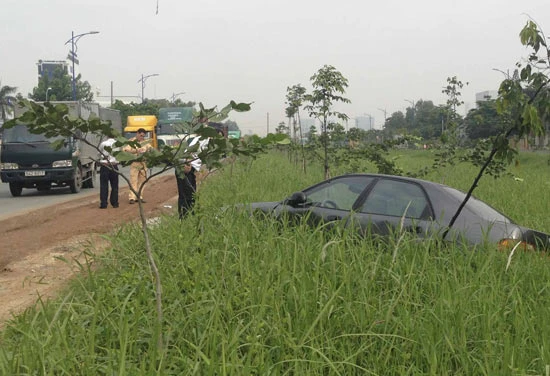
xmin=285 ymin=191 xmax=307 ymax=207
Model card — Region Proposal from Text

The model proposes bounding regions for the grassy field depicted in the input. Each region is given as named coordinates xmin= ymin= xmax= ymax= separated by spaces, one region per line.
xmin=2 ymin=149 xmax=550 ymax=375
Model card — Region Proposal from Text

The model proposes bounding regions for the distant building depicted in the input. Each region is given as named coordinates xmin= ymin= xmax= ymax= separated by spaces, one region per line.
xmin=355 ymin=115 xmax=375 ymax=131
xmin=476 ymin=90 xmax=498 ymax=104
xmin=37 ymin=60 xmax=70 ymax=81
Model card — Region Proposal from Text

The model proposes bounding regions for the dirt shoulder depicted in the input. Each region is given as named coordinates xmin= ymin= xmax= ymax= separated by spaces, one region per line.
xmin=0 ymin=174 xmax=179 ymax=327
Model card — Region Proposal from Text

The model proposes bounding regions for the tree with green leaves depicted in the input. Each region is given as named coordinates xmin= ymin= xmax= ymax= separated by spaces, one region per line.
xmin=426 ymin=77 xmax=469 ymax=184
xmin=110 ymin=100 xmax=162 ymax=127
xmin=285 ymin=84 xmax=306 ymax=142
xmin=0 ymin=82 xmax=17 ymax=124
xmin=404 ymin=99 xmax=443 ymax=139
xmin=464 ymin=99 xmax=510 ymax=140
xmin=285 ymin=106 xmax=295 ymax=139
xmin=383 ymin=110 xmax=407 ymax=136
xmin=276 ymin=121 xmax=289 ymax=134
xmin=443 ymin=19 xmax=550 ymax=239
xmin=285 ymin=84 xmax=307 ymax=172
xmin=441 ymin=76 xmax=467 ymax=131
xmin=347 ymin=127 xmax=365 ymax=144
xmin=306 ymin=125 xmax=318 ymax=144
xmin=304 ymin=65 xmax=350 ymax=179
xmin=328 ymin=122 xmax=346 ymax=145
xmin=143 ymin=98 xmax=196 ymax=109
xmin=29 ymin=66 xmax=93 ymax=102
xmin=5 ymin=98 xmax=261 ymax=350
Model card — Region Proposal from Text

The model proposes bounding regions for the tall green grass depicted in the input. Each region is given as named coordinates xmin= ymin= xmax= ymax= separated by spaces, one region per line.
xmin=2 ymin=150 xmax=550 ymax=375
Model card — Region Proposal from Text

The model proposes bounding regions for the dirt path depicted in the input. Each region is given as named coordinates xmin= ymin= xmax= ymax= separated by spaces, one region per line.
xmin=0 ymin=174 xmax=180 ymax=327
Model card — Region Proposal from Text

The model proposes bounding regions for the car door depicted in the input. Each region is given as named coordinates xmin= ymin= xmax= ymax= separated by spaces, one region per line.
xmin=285 ymin=175 xmax=375 ymax=228
xmin=348 ymin=177 xmax=433 ymax=238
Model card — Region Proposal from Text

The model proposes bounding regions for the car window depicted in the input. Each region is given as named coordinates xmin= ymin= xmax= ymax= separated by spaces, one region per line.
xmin=305 ymin=176 xmax=373 ymax=210
xmin=442 ymin=186 xmax=511 ymax=223
xmin=359 ymin=179 xmax=429 ymax=219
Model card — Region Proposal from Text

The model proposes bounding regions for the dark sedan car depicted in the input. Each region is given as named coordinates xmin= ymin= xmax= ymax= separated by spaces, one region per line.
xmin=246 ymin=173 xmax=550 ymax=251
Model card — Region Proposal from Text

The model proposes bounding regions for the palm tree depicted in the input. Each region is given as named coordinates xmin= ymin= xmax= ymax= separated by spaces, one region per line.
xmin=0 ymin=82 xmax=18 ymax=123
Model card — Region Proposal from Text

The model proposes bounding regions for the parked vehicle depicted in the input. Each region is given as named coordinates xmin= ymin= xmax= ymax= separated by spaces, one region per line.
xmin=243 ymin=173 xmax=550 ymax=251
xmin=124 ymin=115 xmax=158 ymax=148
xmin=0 ymin=101 xmax=122 ymax=197
xmin=157 ymin=107 xmax=193 ymax=147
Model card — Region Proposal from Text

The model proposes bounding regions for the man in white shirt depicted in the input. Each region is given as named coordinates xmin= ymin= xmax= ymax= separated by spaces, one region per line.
xmin=98 ymin=137 xmax=120 ymax=209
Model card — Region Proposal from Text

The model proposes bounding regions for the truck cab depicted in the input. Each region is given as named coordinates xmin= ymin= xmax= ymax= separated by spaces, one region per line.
xmin=124 ymin=115 xmax=158 ymax=149
xmin=156 ymin=107 xmax=193 ymax=147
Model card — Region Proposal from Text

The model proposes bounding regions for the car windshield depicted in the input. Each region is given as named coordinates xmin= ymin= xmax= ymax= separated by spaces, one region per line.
xmin=3 ymin=124 xmax=63 ymax=143
xmin=443 ymin=186 xmax=512 ymax=223
xmin=305 ymin=176 xmax=373 ymax=210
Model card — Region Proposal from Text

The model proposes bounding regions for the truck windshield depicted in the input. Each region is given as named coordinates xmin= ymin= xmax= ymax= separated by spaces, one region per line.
xmin=2 ymin=124 xmax=63 ymax=143
xmin=124 ymin=131 xmax=153 ymax=140
xmin=158 ymin=123 xmax=176 ymax=135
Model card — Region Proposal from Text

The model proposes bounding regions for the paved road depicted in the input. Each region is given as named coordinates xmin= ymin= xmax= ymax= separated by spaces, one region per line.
xmin=0 ymin=166 xmax=139 ymax=220
xmin=0 ymin=166 xmax=172 ymax=220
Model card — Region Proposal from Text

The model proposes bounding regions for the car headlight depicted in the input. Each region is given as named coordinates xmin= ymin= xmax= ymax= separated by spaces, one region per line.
xmin=498 ymin=238 xmax=535 ymax=252
xmin=0 ymin=162 xmax=19 ymax=170
xmin=52 ymin=160 xmax=72 ymax=168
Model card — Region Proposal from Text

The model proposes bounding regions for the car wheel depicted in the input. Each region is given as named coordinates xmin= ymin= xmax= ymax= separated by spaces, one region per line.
xmin=69 ymin=166 xmax=83 ymax=193
xmin=83 ymin=165 xmax=96 ymax=189
xmin=9 ymin=182 xmax=23 ymax=197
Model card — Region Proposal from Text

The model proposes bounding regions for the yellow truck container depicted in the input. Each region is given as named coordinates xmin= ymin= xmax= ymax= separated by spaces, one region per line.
xmin=124 ymin=115 xmax=158 ymax=149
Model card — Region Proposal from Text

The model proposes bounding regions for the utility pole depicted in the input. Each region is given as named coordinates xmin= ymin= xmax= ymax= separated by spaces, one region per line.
xmin=377 ymin=107 xmax=387 ymax=128
xmin=404 ymin=99 xmax=415 ymax=126
xmin=267 ymin=112 xmax=270 ymax=135
xmin=363 ymin=113 xmax=374 ymax=130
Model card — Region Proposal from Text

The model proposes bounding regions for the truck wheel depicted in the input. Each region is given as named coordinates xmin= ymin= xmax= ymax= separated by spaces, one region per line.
xmin=69 ymin=166 xmax=83 ymax=193
xmin=9 ymin=182 xmax=23 ymax=197
xmin=83 ymin=165 xmax=96 ymax=189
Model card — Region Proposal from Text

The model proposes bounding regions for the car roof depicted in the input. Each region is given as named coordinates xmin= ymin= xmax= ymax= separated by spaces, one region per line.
xmin=339 ymin=173 xmax=444 ymax=188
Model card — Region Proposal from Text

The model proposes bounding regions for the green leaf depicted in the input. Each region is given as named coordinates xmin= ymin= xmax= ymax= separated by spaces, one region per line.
xmin=276 ymin=138 xmax=291 ymax=145
xmin=51 ymin=139 xmax=65 ymax=150
xmin=115 ymin=151 xmax=139 ymax=162
xmin=230 ymin=101 xmax=252 ymax=112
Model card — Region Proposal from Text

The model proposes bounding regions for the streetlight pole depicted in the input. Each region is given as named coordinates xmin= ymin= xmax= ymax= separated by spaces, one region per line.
xmin=171 ymin=91 xmax=185 ymax=103
xmin=138 ymin=73 xmax=159 ymax=103
xmin=377 ymin=107 xmax=387 ymax=128
xmin=46 ymin=87 xmax=52 ymax=102
xmin=404 ymin=99 xmax=415 ymax=126
xmin=65 ymin=31 xmax=99 ymax=101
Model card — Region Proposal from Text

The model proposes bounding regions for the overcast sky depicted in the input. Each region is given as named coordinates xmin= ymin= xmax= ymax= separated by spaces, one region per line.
xmin=2 ymin=0 xmax=549 ymax=135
